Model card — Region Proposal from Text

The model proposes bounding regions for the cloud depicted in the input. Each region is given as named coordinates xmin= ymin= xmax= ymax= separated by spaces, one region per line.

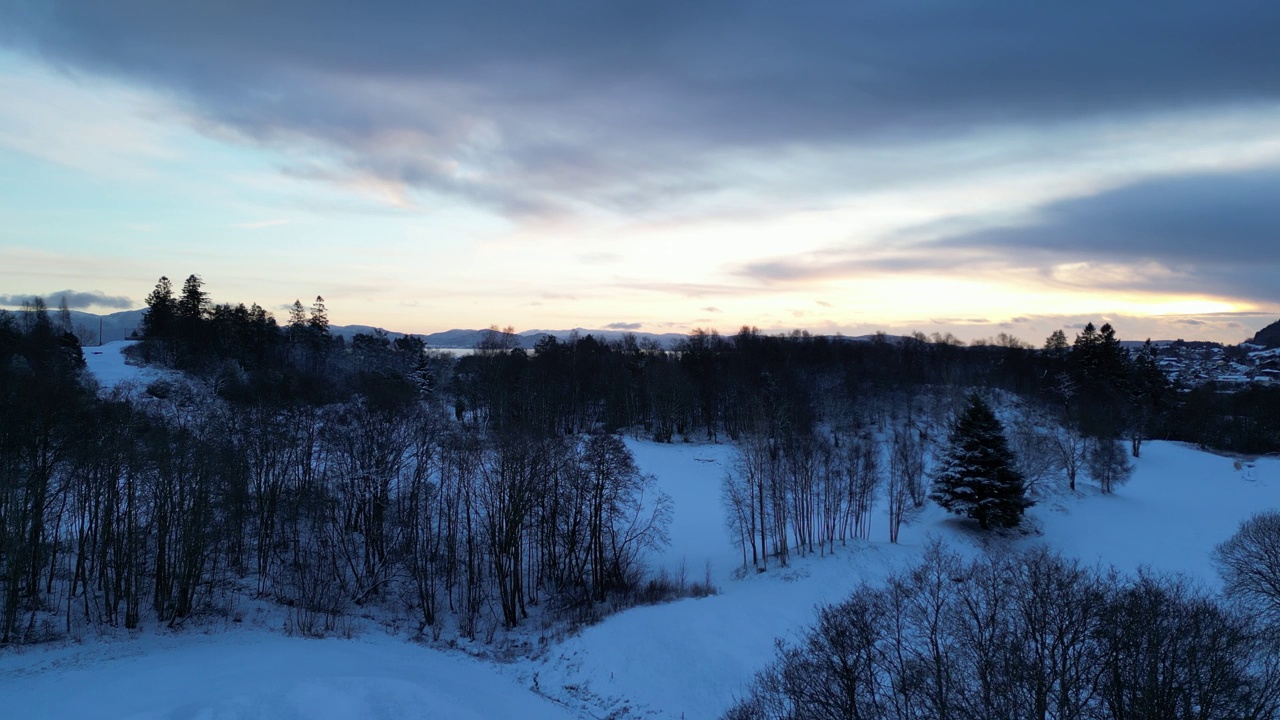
xmin=605 ymin=321 xmax=642 ymax=330
xmin=617 ymin=280 xmax=760 ymax=298
xmin=930 ymin=318 xmax=991 ymax=325
xmin=6 ymin=2 xmax=1280 ymax=218
xmin=926 ymin=168 xmax=1280 ymax=303
xmin=701 ymin=306 xmax=722 ymax=313
xmin=738 ymin=167 xmax=1280 ymax=304
xmin=0 ymin=289 xmax=134 ymax=309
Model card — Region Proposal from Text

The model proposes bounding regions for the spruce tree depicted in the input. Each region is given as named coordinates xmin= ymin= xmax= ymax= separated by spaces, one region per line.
xmin=308 ymin=295 xmax=329 ymax=336
xmin=929 ymin=393 xmax=1032 ymax=529
xmin=141 ymin=276 xmax=177 ymax=340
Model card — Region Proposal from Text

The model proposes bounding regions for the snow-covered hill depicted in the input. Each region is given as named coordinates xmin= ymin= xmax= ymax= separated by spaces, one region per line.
xmin=524 ymin=440 xmax=1280 ymax=718
xmin=3 ymin=404 xmax=1277 ymax=718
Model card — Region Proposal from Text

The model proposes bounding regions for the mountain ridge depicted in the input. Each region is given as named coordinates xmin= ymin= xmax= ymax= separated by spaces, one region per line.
xmin=38 ymin=309 xmax=1280 ymax=350
xmin=1246 ymin=318 xmax=1280 ymax=349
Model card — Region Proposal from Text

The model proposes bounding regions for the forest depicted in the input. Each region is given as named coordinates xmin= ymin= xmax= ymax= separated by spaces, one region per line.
xmin=2 ymin=274 xmax=1278 ymax=652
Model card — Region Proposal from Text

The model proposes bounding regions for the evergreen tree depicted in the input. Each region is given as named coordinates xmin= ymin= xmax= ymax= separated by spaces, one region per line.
xmin=178 ymin=273 xmax=210 ymax=323
xmin=1043 ymin=329 xmax=1069 ymax=357
xmin=287 ymin=299 xmax=306 ymax=330
xmin=1124 ymin=339 xmax=1172 ymax=457
xmin=141 ymin=276 xmax=177 ymax=340
xmin=176 ymin=274 xmax=211 ymax=358
xmin=929 ymin=393 xmax=1032 ymax=529
xmin=308 ymin=295 xmax=329 ymax=336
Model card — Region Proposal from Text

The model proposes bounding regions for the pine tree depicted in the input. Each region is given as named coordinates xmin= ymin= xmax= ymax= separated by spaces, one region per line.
xmin=929 ymin=394 xmax=1032 ymax=530
xmin=175 ymin=274 xmax=211 ymax=356
xmin=287 ymin=299 xmax=306 ymax=330
xmin=178 ymin=274 xmax=209 ymax=322
xmin=308 ymin=295 xmax=330 ymax=336
xmin=1125 ymin=340 xmax=1171 ymax=458
xmin=141 ymin=276 xmax=177 ymax=340
xmin=1043 ymin=329 xmax=1069 ymax=359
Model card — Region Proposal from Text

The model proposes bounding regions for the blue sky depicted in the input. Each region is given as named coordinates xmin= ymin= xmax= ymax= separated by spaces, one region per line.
xmin=2 ymin=1 xmax=1279 ymax=343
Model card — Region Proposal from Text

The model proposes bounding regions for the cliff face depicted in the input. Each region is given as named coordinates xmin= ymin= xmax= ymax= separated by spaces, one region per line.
xmin=1248 ymin=319 xmax=1280 ymax=348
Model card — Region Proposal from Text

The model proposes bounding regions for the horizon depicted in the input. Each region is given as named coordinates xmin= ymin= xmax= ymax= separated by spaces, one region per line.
xmin=15 ymin=299 xmax=1274 ymax=348
xmin=4 ymin=3 xmax=1280 ymax=345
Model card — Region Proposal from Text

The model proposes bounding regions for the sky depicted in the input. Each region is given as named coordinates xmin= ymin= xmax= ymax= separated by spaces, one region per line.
xmin=2 ymin=1 xmax=1279 ymax=344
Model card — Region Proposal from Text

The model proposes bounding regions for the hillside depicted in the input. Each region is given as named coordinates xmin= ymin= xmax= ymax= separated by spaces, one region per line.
xmin=6 ymin=323 xmax=1279 ymax=719
xmin=65 ymin=308 xmax=146 ymax=343
xmin=4 ymin=409 xmax=1277 ymax=718
xmin=1248 ymin=318 xmax=1280 ymax=348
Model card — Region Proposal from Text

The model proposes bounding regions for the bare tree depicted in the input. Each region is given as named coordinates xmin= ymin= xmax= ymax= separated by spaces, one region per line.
xmin=1008 ymin=408 xmax=1062 ymax=497
xmin=886 ymin=425 xmax=919 ymax=544
xmin=1049 ymin=419 xmax=1088 ymax=493
xmin=1214 ymin=510 xmax=1280 ymax=625
xmin=722 ymin=469 xmax=756 ymax=571
xmin=844 ymin=433 xmax=880 ymax=541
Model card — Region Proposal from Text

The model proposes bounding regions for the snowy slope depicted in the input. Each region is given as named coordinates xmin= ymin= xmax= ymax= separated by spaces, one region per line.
xmin=4 ymin=424 xmax=1277 ymax=719
xmin=82 ymin=340 xmax=169 ymax=392
xmin=528 ymin=439 xmax=1280 ymax=718
xmin=1035 ymin=442 xmax=1276 ymax=584
xmin=0 ymin=630 xmax=572 ymax=720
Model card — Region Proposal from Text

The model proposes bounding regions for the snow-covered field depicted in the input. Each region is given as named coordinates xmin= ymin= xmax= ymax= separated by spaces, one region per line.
xmin=5 ymin=347 xmax=1278 ymax=718
xmin=82 ymin=340 xmax=170 ymax=393
xmin=0 ymin=630 xmax=573 ymax=719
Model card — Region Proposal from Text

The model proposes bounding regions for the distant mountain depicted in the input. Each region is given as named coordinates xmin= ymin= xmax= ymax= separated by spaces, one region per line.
xmin=417 ymin=328 xmax=916 ymax=350
xmin=416 ymin=328 xmax=690 ymax=350
xmin=51 ymin=311 xmax=963 ymax=352
xmin=520 ymin=327 xmax=690 ymax=347
xmin=1247 ymin=319 xmax=1280 ymax=349
xmin=329 ymin=324 xmax=407 ymax=342
xmin=66 ymin=309 xmax=146 ymax=343
xmin=417 ymin=328 xmax=499 ymax=348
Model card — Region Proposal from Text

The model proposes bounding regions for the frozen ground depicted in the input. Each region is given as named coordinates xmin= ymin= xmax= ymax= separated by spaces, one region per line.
xmin=7 ymin=355 xmax=1279 ymax=719
xmin=82 ymin=340 xmax=170 ymax=392
xmin=0 ymin=629 xmax=572 ymax=720
xmin=527 ymin=439 xmax=1280 ymax=718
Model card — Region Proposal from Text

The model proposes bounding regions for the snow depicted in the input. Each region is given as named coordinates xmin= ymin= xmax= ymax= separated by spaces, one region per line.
xmin=82 ymin=340 xmax=167 ymax=391
xmin=1036 ymin=443 xmax=1274 ymax=585
xmin=528 ymin=439 xmax=1280 ymax=718
xmin=0 ymin=630 xmax=572 ymax=720
xmin=5 ymin=424 xmax=1279 ymax=719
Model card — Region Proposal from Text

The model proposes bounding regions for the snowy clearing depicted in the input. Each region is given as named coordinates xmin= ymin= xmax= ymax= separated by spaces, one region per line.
xmin=81 ymin=340 xmax=169 ymax=392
